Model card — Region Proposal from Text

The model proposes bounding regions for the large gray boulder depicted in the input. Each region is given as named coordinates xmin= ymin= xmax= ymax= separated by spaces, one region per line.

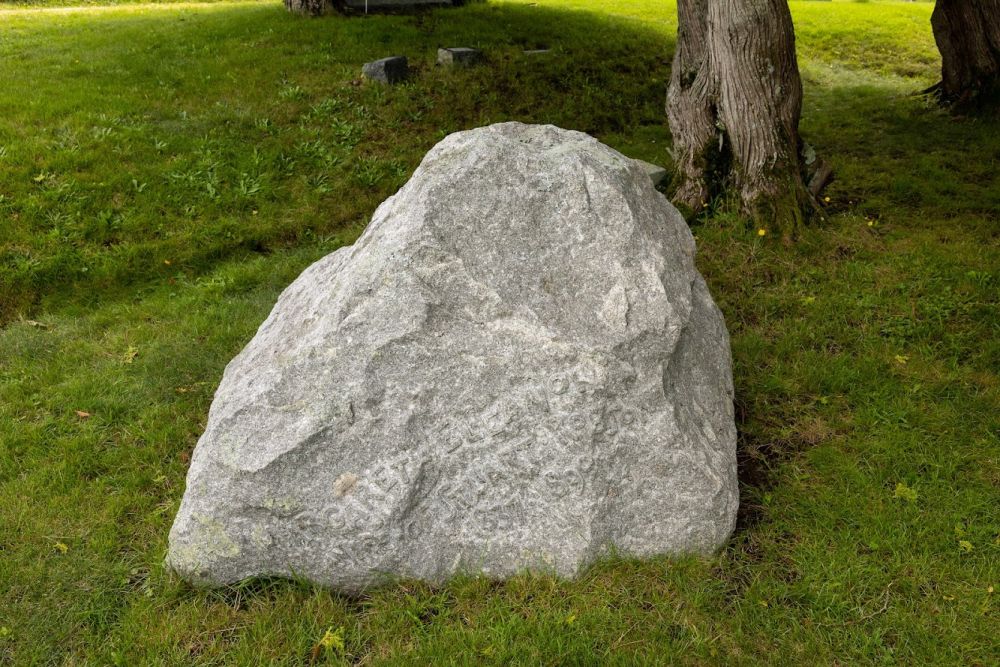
xmin=167 ymin=123 xmax=738 ymax=593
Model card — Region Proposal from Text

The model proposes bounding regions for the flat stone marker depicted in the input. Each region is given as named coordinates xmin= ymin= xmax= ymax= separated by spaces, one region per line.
xmin=437 ymin=47 xmax=485 ymax=67
xmin=167 ymin=123 xmax=738 ymax=593
xmin=362 ymin=56 xmax=408 ymax=84
xmin=635 ymin=159 xmax=668 ymax=188
xmin=345 ymin=0 xmax=451 ymax=9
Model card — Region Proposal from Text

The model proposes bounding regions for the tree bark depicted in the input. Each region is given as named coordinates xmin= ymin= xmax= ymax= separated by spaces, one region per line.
xmin=931 ymin=0 xmax=1000 ymax=109
xmin=667 ymin=0 xmax=815 ymax=239
xmin=285 ymin=0 xmax=337 ymax=16
xmin=666 ymin=0 xmax=718 ymax=214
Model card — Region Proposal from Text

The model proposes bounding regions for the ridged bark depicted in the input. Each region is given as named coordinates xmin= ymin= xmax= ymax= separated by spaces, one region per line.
xmin=666 ymin=0 xmax=718 ymax=214
xmin=931 ymin=0 xmax=1000 ymax=109
xmin=667 ymin=0 xmax=815 ymax=239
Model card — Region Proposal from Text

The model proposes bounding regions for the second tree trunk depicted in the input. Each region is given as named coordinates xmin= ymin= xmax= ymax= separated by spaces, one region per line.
xmin=931 ymin=0 xmax=1000 ymax=109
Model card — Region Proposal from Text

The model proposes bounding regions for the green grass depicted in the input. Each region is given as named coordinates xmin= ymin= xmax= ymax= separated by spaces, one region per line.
xmin=1 ymin=0 xmax=997 ymax=664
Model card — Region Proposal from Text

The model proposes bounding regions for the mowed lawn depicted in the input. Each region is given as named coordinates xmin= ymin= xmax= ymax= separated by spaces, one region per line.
xmin=0 ymin=0 xmax=997 ymax=663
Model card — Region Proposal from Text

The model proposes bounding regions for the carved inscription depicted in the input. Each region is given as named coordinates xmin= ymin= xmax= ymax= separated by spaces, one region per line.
xmin=277 ymin=365 xmax=655 ymax=570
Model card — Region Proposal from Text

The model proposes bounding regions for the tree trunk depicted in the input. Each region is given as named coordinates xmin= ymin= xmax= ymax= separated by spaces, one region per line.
xmin=666 ymin=0 xmax=718 ymax=214
xmin=667 ymin=0 xmax=815 ymax=239
xmin=285 ymin=0 xmax=337 ymax=16
xmin=931 ymin=0 xmax=1000 ymax=109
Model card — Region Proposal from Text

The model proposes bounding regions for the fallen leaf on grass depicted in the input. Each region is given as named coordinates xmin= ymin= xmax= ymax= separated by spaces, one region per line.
xmin=75 ymin=410 xmax=92 ymax=419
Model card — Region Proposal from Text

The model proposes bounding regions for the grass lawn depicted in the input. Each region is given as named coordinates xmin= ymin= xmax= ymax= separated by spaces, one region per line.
xmin=0 ymin=0 xmax=997 ymax=663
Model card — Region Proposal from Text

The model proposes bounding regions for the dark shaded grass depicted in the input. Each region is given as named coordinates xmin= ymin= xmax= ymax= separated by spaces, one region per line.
xmin=0 ymin=0 xmax=671 ymax=323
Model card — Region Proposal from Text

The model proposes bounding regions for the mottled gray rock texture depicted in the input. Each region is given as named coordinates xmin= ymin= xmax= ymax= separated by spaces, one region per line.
xmin=362 ymin=56 xmax=408 ymax=84
xmin=437 ymin=47 xmax=484 ymax=67
xmin=168 ymin=122 xmax=738 ymax=593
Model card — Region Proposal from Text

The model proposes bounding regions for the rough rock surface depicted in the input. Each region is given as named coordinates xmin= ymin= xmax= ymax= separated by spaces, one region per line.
xmin=168 ymin=122 xmax=738 ymax=593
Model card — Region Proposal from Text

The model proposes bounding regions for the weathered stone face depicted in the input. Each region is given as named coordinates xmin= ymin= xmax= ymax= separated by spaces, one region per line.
xmin=167 ymin=123 xmax=738 ymax=593
xmin=361 ymin=56 xmax=408 ymax=84
xmin=437 ymin=47 xmax=485 ymax=67
xmin=635 ymin=158 xmax=669 ymax=188
xmin=345 ymin=0 xmax=452 ymax=10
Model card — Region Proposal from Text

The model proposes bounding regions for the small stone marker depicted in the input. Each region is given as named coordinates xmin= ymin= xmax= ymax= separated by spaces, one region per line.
xmin=345 ymin=0 xmax=452 ymax=9
xmin=635 ymin=159 xmax=668 ymax=188
xmin=362 ymin=56 xmax=408 ymax=84
xmin=437 ymin=47 xmax=484 ymax=67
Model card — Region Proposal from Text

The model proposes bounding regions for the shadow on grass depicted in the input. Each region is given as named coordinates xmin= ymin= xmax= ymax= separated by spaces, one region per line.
xmin=732 ymin=398 xmax=809 ymax=534
xmin=0 ymin=1 xmax=674 ymax=323
xmin=804 ymin=78 xmax=1000 ymax=224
